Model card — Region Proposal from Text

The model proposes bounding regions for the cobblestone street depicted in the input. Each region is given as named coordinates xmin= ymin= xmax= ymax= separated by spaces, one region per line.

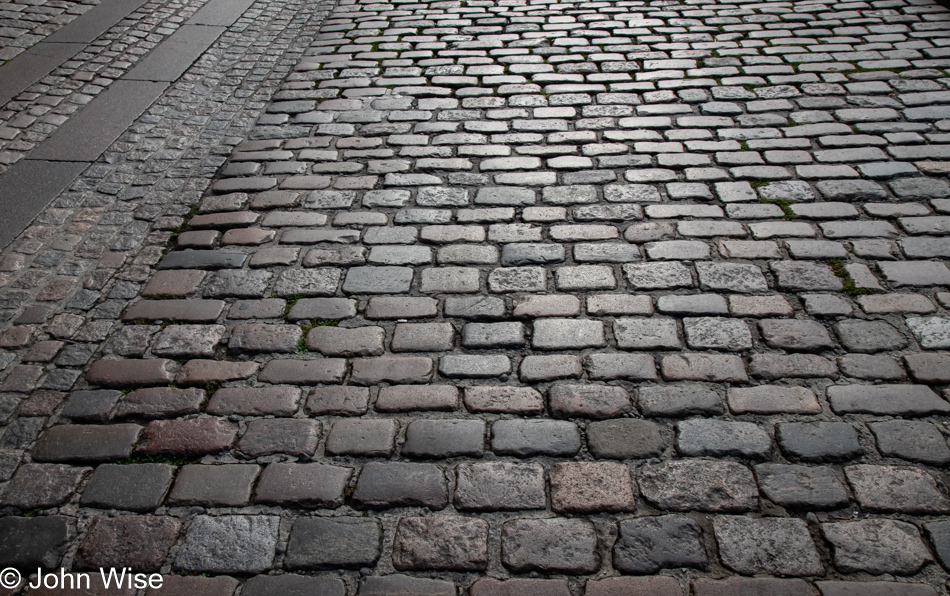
xmin=1 ymin=0 xmax=950 ymax=593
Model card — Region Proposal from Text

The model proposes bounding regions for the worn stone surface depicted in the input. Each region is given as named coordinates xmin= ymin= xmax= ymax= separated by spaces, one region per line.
xmin=0 ymin=0 xmax=949 ymax=590
xmin=639 ymin=460 xmax=758 ymax=513
xmin=714 ymin=516 xmax=822 ymax=576
xmin=501 ymin=518 xmax=599 ymax=574
xmin=845 ymin=465 xmax=950 ymax=514
xmin=174 ymin=515 xmax=279 ymax=574
xmin=392 ymin=516 xmax=489 ymax=571
xmin=823 ymin=520 xmax=932 ymax=575
xmin=74 ymin=515 xmax=180 ymax=572
xmin=614 ymin=515 xmax=707 ymax=573
xmin=285 ymin=517 xmax=381 ymax=570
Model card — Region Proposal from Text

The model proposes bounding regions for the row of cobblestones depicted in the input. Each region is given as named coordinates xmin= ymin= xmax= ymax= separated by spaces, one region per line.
xmin=2 ymin=0 xmax=950 ymax=594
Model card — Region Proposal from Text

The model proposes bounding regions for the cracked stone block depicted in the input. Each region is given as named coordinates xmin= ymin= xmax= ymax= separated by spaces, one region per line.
xmin=501 ymin=518 xmax=599 ymax=574
xmin=393 ymin=516 xmax=489 ymax=571
xmin=822 ymin=519 xmax=931 ymax=575
xmin=614 ymin=515 xmax=707 ymax=573
xmin=638 ymin=460 xmax=758 ymax=512
xmin=755 ymin=464 xmax=850 ymax=509
xmin=74 ymin=515 xmax=179 ymax=572
xmin=285 ymin=517 xmax=381 ymax=570
xmin=714 ymin=516 xmax=822 ymax=576
xmin=174 ymin=515 xmax=279 ymax=574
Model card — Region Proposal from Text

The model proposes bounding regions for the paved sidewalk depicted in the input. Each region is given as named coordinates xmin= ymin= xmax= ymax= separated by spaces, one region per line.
xmin=2 ymin=0 xmax=950 ymax=595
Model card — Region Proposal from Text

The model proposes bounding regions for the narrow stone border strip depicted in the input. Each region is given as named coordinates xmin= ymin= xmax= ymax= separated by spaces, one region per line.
xmin=0 ymin=161 xmax=87 ymax=247
xmin=0 ymin=42 xmax=86 ymax=107
xmin=125 ymin=24 xmax=227 ymax=82
xmin=43 ymin=0 xmax=153 ymax=44
xmin=26 ymin=80 xmax=170 ymax=162
xmin=0 ymin=0 xmax=152 ymax=106
xmin=0 ymin=0 xmax=260 ymax=249
xmin=187 ymin=0 xmax=258 ymax=26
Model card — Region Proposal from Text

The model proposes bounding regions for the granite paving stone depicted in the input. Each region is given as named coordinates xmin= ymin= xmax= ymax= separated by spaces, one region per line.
xmin=1 ymin=0 xmax=950 ymax=590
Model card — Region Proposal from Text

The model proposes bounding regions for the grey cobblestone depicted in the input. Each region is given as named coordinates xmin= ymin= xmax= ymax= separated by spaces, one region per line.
xmin=2 ymin=0 xmax=950 ymax=589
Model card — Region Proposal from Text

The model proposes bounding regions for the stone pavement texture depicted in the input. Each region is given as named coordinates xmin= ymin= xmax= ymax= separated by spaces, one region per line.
xmin=1 ymin=0 xmax=950 ymax=593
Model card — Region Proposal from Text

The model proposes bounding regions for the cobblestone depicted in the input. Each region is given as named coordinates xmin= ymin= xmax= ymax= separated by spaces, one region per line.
xmin=2 ymin=0 xmax=950 ymax=589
